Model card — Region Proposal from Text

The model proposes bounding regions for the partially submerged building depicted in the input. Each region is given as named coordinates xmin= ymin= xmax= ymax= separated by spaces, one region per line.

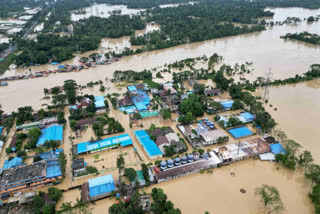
xmin=72 ymin=158 xmax=85 ymax=176
xmin=213 ymin=139 xmax=270 ymax=164
xmin=128 ymin=85 xmax=151 ymax=111
xmin=2 ymin=157 xmax=23 ymax=170
xmin=82 ymin=174 xmax=116 ymax=202
xmin=155 ymin=153 xmax=221 ymax=183
xmin=94 ymin=96 xmax=107 ymax=112
xmin=36 ymin=125 xmax=63 ymax=146
xmin=0 ymin=160 xmax=62 ymax=197
xmin=134 ymin=130 xmax=163 ymax=159
xmin=199 ymin=129 xmax=229 ymax=145
xmin=76 ymin=133 xmax=133 ymax=155
xmin=204 ymin=88 xmax=221 ymax=97
xmin=220 ymin=100 xmax=234 ymax=110
xmin=163 ymin=83 xmax=178 ymax=95
xmin=16 ymin=122 xmax=40 ymax=131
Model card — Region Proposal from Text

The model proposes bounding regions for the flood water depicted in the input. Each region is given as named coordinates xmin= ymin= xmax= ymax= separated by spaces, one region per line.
xmin=151 ymin=160 xmax=313 ymax=214
xmin=264 ymin=80 xmax=320 ymax=163
xmin=1 ymin=7 xmax=320 ymax=112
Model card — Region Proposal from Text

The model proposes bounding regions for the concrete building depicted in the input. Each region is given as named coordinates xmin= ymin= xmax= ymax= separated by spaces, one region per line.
xmin=199 ymin=129 xmax=229 ymax=145
xmin=72 ymin=158 xmax=85 ymax=177
xmin=82 ymin=174 xmax=116 ymax=202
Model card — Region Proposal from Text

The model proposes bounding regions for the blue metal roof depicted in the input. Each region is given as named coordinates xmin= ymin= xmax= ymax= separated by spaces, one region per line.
xmin=270 ymin=143 xmax=287 ymax=155
xmin=94 ymin=100 xmax=105 ymax=108
xmin=3 ymin=157 xmax=23 ymax=170
xmin=228 ymin=126 xmax=253 ymax=139
xmin=89 ymin=174 xmax=115 ymax=197
xmin=240 ymin=112 xmax=255 ymax=122
xmin=37 ymin=125 xmax=63 ymax=146
xmin=46 ymin=159 xmax=62 ymax=178
xmin=77 ymin=134 xmax=133 ymax=154
xmin=0 ymin=127 xmax=3 ymax=135
xmin=134 ymin=130 xmax=162 ymax=157
xmin=220 ymin=100 xmax=234 ymax=109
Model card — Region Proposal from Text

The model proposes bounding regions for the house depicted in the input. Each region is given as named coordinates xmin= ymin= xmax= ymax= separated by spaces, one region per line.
xmin=77 ymin=97 xmax=93 ymax=109
xmin=156 ymin=136 xmax=170 ymax=153
xmin=171 ymin=141 xmax=187 ymax=153
xmin=118 ymin=95 xmax=133 ymax=107
xmin=94 ymin=96 xmax=107 ymax=112
xmin=199 ymin=129 xmax=229 ymax=145
xmin=76 ymin=117 xmax=97 ymax=130
xmin=204 ymin=89 xmax=222 ymax=96
xmin=165 ymin=132 xmax=180 ymax=144
xmin=72 ymin=158 xmax=85 ymax=176
xmin=163 ymin=83 xmax=178 ymax=95
xmin=86 ymin=174 xmax=116 ymax=201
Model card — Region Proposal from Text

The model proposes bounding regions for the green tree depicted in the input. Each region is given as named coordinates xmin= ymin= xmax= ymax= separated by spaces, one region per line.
xmin=309 ymin=184 xmax=320 ymax=213
xmin=298 ymin=150 xmax=313 ymax=168
xmin=231 ymin=99 xmax=244 ymax=110
xmin=44 ymin=88 xmax=49 ymax=95
xmin=117 ymin=155 xmax=125 ymax=171
xmin=48 ymin=187 xmax=62 ymax=202
xmin=255 ymin=185 xmax=284 ymax=214
xmin=44 ymin=140 xmax=61 ymax=154
xmin=305 ymin=164 xmax=320 ymax=184
xmin=59 ymin=152 xmax=67 ymax=178
xmin=124 ymin=168 xmax=137 ymax=181
xmin=283 ymin=139 xmax=301 ymax=156
xmin=43 ymin=204 xmax=54 ymax=214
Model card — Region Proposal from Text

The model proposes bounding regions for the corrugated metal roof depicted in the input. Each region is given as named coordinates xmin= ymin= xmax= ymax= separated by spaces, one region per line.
xmin=89 ymin=174 xmax=114 ymax=188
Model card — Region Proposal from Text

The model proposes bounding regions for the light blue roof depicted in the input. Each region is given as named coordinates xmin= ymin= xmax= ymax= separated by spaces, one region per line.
xmin=3 ymin=157 xmax=23 ymax=170
xmin=119 ymin=106 xmax=137 ymax=114
xmin=270 ymin=143 xmax=287 ymax=155
xmin=94 ymin=100 xmax=105 ymax=108
xmin=39 ymin=149 xmax=63 ymax=160
xmin=240 ymin=112 xmax=255 ymax=122
xmin=134 ymin=130 xmax=162 ymax=157
xmin=37 ymin=125 xmax=63 ymax=146
xmin=94 ymin=96 xmax=105 ymax=101
xmin=89 ymin=174 xmax=114 ymax=188
xmin=46 ymin=159 xmax=62 ymax=178
xmin=220 ymin=100 xmax=234 ymax=109
xmin=89 ymin=174 xmax=115 ymax=197
xmin=128 ymin=85 xmax=137 ymax=93
xmin=69 ymin=105 xmax=77 ymax=110
xmin=131 ymin=90 xmax=150 ymax=111
xmin=77 ymin=133 xmax=133 ymax=154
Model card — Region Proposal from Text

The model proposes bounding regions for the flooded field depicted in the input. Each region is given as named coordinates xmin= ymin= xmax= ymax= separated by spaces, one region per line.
xmin=264 ymin=80 xmax=320 ymax=163
xmin=151 ymin=160 xmax=313 ymax=214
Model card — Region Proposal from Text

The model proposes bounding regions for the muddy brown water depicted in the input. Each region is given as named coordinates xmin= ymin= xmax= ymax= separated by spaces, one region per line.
xmin=263 ymin=80 xmax=320 ymax=163
xmin=1 ymin=7 xmax=320 ymax=112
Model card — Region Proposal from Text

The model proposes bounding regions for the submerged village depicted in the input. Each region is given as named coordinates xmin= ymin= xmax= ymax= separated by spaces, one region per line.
xmin=0 ymin=52 xmax=318 ymax=214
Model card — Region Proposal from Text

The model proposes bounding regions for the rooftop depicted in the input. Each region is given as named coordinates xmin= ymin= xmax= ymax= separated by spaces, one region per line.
xmin=88 ymin=174 xmax=115 ymax=198
xmin=0 ymin=162 xmax=46 ymax=187
xmin=73 ymin=158 xmax=85 ymax=170
xmin=77 ymin=133 xmax=133 ymax=154
xmin=200 ymin=129 xmax=228 ymax=142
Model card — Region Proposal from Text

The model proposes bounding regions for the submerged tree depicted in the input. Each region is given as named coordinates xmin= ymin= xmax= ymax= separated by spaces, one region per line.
xmin=255 ymin=185 xmax=284 ymax=214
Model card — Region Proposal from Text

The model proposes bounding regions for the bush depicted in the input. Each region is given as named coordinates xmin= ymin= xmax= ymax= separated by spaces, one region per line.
xmin=86 ymin=166 xmax=98 ymax=174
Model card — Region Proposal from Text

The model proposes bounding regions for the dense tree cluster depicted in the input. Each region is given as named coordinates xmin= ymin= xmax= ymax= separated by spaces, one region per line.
xmin=282 ymin=32 xmax=320 ymax=45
